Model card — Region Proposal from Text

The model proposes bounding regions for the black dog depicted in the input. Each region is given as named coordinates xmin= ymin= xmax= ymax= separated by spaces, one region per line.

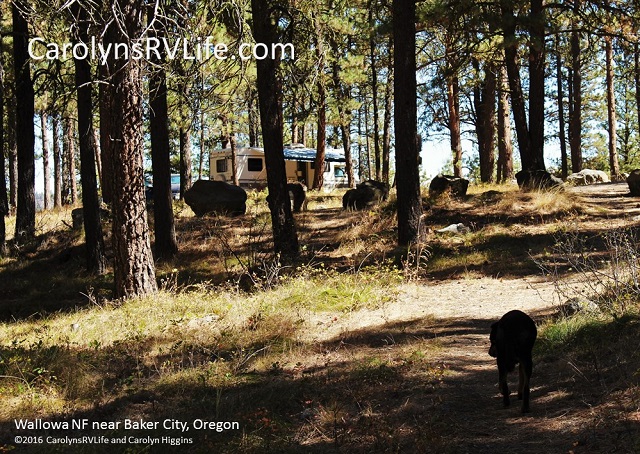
xmin=489 ymin=310 xmax=537 ymax=413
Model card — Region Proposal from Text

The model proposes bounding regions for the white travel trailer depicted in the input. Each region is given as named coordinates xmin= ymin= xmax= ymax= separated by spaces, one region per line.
xmin=209 ymin=143 xmax=350 ymax=189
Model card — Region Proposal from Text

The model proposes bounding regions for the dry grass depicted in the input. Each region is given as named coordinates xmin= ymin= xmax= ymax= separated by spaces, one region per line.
xmin=1 ymin=183 xmax=639 ymax=452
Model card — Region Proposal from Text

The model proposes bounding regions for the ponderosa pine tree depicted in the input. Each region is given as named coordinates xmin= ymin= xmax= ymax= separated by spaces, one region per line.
xmin=0 ymin=19 xmax=7 ymax=255
xmin=251 ymin=0 xmax=299 ymax=260
xmin=12 ymin=1 xmax=36 ymax=239
xmin=148 ymin=4 xmax=178 ymax=261
xmin=69 ymin=1 xmax=106 ymax=274
xmin=104 ymin=0 xmax=157 ymax=298
xmin=394 ymin=0 xmax=422 ymax=246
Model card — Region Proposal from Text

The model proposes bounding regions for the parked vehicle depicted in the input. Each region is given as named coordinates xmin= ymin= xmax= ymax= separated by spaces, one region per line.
xmin=209 ymin=143 xmax=351 ymax=189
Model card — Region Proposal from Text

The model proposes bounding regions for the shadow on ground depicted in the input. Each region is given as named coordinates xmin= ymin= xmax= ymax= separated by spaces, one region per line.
xmin=2 ymin=312 xmax=638 ymax=453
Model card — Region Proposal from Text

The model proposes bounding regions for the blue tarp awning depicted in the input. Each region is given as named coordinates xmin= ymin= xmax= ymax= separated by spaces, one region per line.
xmin=282 ymin=147 xmax=345 ymax=162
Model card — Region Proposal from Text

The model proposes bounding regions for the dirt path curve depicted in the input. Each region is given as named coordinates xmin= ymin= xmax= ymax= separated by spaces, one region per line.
xmin=302 ymin=276 xmax=589 ymax=452
xmin=297 ymin=183 xmax=637 ymax=452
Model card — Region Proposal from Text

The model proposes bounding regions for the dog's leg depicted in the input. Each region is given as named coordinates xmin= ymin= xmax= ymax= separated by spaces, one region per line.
xmin=520 ymin=356 xmax=533 ymax=413
xmin=498 ymin=364 xmax=510 ymax=408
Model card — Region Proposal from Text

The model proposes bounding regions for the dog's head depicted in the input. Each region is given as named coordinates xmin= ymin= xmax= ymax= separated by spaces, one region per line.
xmin=488 ymin=321 xmax=500 ymax=357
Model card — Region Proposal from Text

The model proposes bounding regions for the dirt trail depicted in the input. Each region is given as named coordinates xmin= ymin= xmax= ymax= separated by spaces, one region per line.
xmin=298 ymin=183 xmax=639 ymax=452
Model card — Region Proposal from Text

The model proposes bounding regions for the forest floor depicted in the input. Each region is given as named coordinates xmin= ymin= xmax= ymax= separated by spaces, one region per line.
xmin=0 ymin=182 xmax=639 ymax=453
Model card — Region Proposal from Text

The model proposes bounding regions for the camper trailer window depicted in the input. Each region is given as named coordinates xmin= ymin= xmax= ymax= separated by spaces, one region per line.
xmin=334 ymin=166 xmax=346 ymax=177
xmin=216 ymin=159 xmax=227 ymax=173
xmin=248 ymin=158 xmax=263 ymax=172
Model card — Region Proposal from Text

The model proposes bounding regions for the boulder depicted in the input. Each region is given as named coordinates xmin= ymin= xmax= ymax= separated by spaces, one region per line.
xmin=560 ymin=297 xmax=600 ymax=317
xmin=515 ymin=169 xmax=563 ymax=191
xmin=287 ymin=182 xmax=307 ymax=212
xmin=566 ymin=169 xmax=610 ymax=186
xmin=184 ymin=180 xmax=247 ymax=216
xmin=342 ymin=179 xmax=389 ymax=210
xmin=429 ymin=174 xmax=469 ymax=197
xmin=627 ymin=169 xmax=640 ymax=196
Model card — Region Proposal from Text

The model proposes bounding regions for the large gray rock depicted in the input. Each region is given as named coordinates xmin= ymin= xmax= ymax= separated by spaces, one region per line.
xmin=343 ymin=180 xmax=389 ymax=210
xmin=515 ymin=169 xmax=563 ymax=191
xmin=184 ymin=180 xmax=247 ymax=216
xmin=566 ymin=169 xmax=610 ymax=186
xmin=429 ymin=174 xmax=469 ymax=197
xmin=627 ymin=169 xmax=640 ymax=196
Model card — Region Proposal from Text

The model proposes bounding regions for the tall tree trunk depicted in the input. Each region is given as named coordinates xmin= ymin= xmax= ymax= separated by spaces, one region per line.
xmin=106 ymin=0 xmax=157 ymax=299
xmin=41 ymin=112 xmax=51 ymax=210
xmin=447 ymin=73 xmax=462 ymax=177
xmin=251 ymin=0 xmax=299 ymax=260
xmin=199 ymin=106 xmax=205 ymax=180
xmin=528 ymin=0 xmax=546 ymax=170
xmin=228 ymin=133 xmax=238 ymax=186
xmin=474 ymin=61 xmax=497 ymax=183
xmin=71 ymin=1 xmax=106 ymax=274
xmin=382 ymin=37 xmax=393 ymax=185
xmin=497 ymin=65 xmax=514 ymax=182
xmin=556 ymin=37 xmax=568 ymax=179
xmin=605 ymin=34 xmax=620 ymax=179
xmin=569 ymin=1 xmax=582 ymax=173
xmin=394 ymin=0 xmax=422 ymax=246
xmin=0 ymin=25 xmax=7 ymax=254
xmin=99 ymin=64 xmax=114 ymax=204
xmin=501 ymin=2 xmax=530 ymax=170
xmin=7 ymin=94 xmax=17 ymax=213
xmin=148 ymin=7 xmax=178 ymax=261
xmin=13 ymin=1 xmax=36 ymax=239
xmin=635 ymin=43 xmax=640 ymax=153
xmin=64 ymin=116 xmax=78 ymax=205
xmin=369 ymin=4 xmax=381 ymax=181
xmin=93 ymin=128 xmax=102 ymax=187
xmin=330 ymin=39 xmax=355 ymax=188
xmin=357 ymin=101 xmax=365 ymax=181
xmin=179 ymin=128 xmax=192 ymax=198
xmin=52 ymin=115 xmax=62 ymax=208
xmin=364 ymin=95 xmax=372 ymax=179
xmin=248 ymin=88 xmax=259 ymax=147
xmin=312 ymin=11 xmax=327 ymax=190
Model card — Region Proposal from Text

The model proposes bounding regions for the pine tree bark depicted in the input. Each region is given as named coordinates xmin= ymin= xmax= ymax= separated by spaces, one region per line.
xmin=41 ymin=112 xmax=51 ymax=210
xmin=52 ymin=115 xmax=62 ymax=208
xmin=251 ymin=0 xmax=299 ymax=261
xmin=556 ymin=37 xmax=568 ymax=179
xmin=497 ymin=65 xmax=514 ymax=183
xmin=501 ymin=2 xmax=530 ymax=169
xmin=179 ymin=128 xmax=192 ymax=198
xmin=148 ymin=8 xmax=178 ymax=261
xmin=312 ymin=11 xmax=327 ymax=190
xmin=0 ymin=26 xmax=7 ymax=254
xmin=105 ymin=0 xmax=157 ymax=298
xmin=13 ymin=1 xmax=36 ymax=239
xmin=330 ymin=40 xmax=355 ymax=188
xmin=7 ymin=96 xmax=17 ymax=214
xmin=99 ymin=63 xmax=114 ymax=204
xmin=71 ymin=1 xmax=106 ymax=274
xmin=474 ymin=61 xmax=497 ymax=183
xmin=394 ymin=0 xmax=422 ymax=246
xmin=605 ymin=34 xmax=620 ymax=179
xmin=635 ymin=43 xmax=640 ymax=152
xmin=528 ymin=0 xmax=546 ymax=170
xmin=569 ymin=0 xmax=582 ymax=173
xmin=382 ymin=37 xmax=393 ymax=185
xmin=447 ymin=72 xmax=462 ymax=177
xmin=368 ymin=3 xmax=381 ymax=181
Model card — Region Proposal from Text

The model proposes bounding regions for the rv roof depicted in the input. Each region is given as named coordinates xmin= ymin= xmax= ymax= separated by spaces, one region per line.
xmin=212 ymin=146 xmax=346 ymax=163
xmin=283 ymin=146 xmax=345 ymax=162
